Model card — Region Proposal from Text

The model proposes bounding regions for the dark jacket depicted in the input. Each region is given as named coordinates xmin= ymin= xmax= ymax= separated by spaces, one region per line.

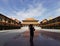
xmin=29 ymin=26 xmax=35 ymax=37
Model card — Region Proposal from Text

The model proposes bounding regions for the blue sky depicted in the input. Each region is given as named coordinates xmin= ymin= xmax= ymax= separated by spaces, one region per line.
xmin=0 ymin=0 xmax=60 ymax=21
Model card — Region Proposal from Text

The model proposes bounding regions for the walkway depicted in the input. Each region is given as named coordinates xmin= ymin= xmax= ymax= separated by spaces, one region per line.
xmin=4 ymin=30 xmax=60 ymax=46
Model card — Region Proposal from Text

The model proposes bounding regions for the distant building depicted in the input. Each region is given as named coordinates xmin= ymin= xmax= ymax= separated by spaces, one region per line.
xmin=0 ymin=14 xmax=21 ymax=30
xmin=14 ymin=19 xmax=21 ymax=23
xmin=40 ymin=19 xmax=48 ymax=24
xmin=22 ymin=18 xmax=39 ymax=26
xmin=40 ymin=16 xmax=60 ymax=29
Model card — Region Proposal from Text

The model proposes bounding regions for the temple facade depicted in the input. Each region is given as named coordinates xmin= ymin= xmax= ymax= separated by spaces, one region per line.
xmin=22 ymin=18 xmax=39 ymax=26
xmin=40 ymin=16 xmax=60 ymax=29
xmin=0 ymin=14 xmax=21 ymax=30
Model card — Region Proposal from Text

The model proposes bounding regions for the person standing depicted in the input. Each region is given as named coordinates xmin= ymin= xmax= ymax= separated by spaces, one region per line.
xmin=29 ymin=24 xmax=35 ymax=41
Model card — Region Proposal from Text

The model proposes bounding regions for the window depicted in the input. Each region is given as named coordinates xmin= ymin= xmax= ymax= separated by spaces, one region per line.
xmin=0 ymin=18 xmax=2 ymax=21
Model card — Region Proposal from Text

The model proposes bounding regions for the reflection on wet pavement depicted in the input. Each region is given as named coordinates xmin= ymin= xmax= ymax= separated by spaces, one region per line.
xmin=4 ymin=31 xmax=60 ymax=46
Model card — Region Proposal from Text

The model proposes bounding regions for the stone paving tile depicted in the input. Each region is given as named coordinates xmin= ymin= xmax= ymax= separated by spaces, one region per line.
xmin=4 ymin=30 xmax=60 ymax=46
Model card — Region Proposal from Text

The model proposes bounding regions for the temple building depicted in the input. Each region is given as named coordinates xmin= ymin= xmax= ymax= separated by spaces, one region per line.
xmin=22 ymin=18 xmax=39 ymax=26
xmin=0 ymin=14 xmax=21 ymax=30
xmin=40 ymin=16 xmax=60 ymax=29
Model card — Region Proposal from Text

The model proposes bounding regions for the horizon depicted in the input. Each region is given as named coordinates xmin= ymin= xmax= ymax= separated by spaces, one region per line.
xmin=0 ymin=13 xmax=60 ymax=22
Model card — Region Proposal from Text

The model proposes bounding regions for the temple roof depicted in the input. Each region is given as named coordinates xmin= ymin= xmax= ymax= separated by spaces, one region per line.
xmin=22 ymin=18 xmax=39 ymax=22
xmin=26 ymin=18 xmax=35 ymax=20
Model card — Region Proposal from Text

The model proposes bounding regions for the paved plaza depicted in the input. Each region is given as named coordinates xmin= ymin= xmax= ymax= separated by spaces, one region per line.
xmin=0 ymin=27 xmax=60 ymax=46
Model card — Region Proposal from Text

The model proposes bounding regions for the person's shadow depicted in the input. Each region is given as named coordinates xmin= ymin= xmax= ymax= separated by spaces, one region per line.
xmin=30 ymin=38 xmax=34 ymax=46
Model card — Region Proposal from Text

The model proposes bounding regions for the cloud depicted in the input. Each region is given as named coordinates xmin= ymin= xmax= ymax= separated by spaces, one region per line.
xmin=1 ymin=0 xmax=60 ymax=21
xmin=45 ymin=8 xmax=60 ymax=20
xmin=15 ymin=3 xmax=47 ymax=20
xmin=55 ymin=8 xmax=60 ymax=16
